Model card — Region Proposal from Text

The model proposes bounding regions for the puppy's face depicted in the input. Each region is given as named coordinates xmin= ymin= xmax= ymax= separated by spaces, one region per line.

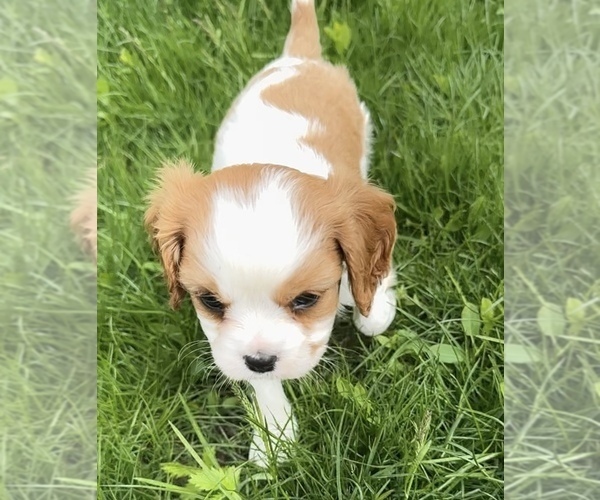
xmin=146 ymin=160 xmax=395 ymax=381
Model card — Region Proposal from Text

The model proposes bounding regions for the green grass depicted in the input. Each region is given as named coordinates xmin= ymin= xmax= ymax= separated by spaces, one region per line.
xmin=504 ymin=0 xmax=600 ymax=497
xmin=98 ymin=0 xmax=503 ymax=498
xmin=0 ymin=0 xmax=96 ymax=498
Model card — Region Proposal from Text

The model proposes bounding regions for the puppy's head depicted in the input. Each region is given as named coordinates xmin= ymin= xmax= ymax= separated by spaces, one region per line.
xmin=145 ymin=160 xmax=395 ymax=380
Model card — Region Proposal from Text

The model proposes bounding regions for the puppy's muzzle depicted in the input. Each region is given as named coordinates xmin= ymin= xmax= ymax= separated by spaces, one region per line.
xmin=244 ymin=353 xmax=278 ymax=373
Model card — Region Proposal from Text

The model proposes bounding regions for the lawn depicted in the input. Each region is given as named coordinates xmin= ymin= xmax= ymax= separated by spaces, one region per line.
xmin=97 ymin=0 xmax=504 ymax=498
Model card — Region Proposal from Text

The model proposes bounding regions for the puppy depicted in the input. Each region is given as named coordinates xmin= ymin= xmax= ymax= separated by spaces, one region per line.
xmin=146 ymin=0 xmax=397 ymax=465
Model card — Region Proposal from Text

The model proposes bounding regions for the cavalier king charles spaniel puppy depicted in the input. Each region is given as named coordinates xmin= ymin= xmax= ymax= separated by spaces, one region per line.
xmin=145 ymin=0 xmax=397 ymax=465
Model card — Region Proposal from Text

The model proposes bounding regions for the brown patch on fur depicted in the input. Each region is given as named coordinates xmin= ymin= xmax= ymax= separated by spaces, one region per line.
xmin=207 ymin=163 xmax=285 ymax=205
xmin=70 ymin=168 xmax=97 ymax=263
xmin=261 ymin=61 xmax=366 ymax=177
xmin=274 ymin=240 xmax=342 ymax=330
xmin=284 ymin=0 xmax=321 ymax=60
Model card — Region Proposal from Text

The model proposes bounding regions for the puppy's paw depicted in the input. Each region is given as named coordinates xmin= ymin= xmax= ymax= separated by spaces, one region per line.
xmin=353 ymin=286 xmax=396 ymax=336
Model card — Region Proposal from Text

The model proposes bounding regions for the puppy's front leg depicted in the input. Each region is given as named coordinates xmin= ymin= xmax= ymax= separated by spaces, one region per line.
xmin=340 ymin=266 xmax=398 ymax=336
xmin=248 ymin=379 xmax=296 ymax=466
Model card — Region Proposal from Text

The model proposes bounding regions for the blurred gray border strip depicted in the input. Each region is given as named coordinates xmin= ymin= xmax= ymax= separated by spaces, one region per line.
xmin=505 ymin=0 xmax=600 ymax=498
xmin=0 ymin=0 xmax=97 ymax=498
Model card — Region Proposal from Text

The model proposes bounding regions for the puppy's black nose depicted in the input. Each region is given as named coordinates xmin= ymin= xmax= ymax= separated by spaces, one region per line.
xmin=244 ymin=354 xmax=278 ymax=373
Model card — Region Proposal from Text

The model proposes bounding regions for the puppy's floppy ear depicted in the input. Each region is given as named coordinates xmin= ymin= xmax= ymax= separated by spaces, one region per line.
xmin=144 ymin=159 xmax=204 ymax=309
xmin=334 ymin=180 xmax=396 ymax=317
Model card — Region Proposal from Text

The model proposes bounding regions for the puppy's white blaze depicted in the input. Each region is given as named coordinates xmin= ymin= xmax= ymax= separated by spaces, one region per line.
xmin=229 ymin=309 xmax=305 ymax=351
xmin=203 ymin=173 xmax=315 ymax=296
xmin=212 ymin=61 xmax=332 ymax=179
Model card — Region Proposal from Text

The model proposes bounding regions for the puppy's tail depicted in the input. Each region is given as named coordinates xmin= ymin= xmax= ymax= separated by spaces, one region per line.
xmin=283 ymin=0 xmax=321 ymax=60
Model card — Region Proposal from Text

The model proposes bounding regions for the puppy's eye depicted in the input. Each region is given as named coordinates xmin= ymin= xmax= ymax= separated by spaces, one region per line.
xmin=198 ymin=293 xmax=225 ymax=313
xmin=290 ymin=292 xmax=320 ymax=311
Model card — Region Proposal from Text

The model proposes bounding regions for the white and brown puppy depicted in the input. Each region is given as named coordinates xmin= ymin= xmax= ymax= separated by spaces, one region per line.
xmin=146 ymin=0 xmax=397 ymax=464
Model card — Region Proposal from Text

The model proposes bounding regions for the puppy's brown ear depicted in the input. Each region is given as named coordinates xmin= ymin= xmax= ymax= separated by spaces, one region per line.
xmin=335 ymin=181 xmax=396 ymax=317
xmin=144 ymin=159 xmax=203 ymax=309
